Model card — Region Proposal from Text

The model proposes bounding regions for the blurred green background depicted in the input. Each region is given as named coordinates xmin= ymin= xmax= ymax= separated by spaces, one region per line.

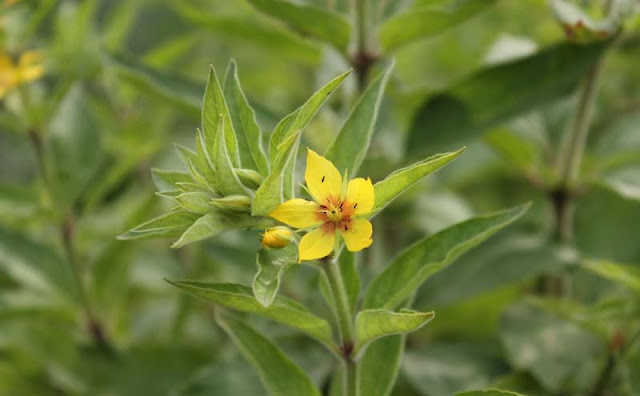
xmin=1 ymin=0 xmax=639 ymax=394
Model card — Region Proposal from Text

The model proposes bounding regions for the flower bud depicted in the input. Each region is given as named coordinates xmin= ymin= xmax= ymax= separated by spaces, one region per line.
xmin=261 ymin=226 xmax=294 ymax=248
xmin=211 ymin=195 xmax=252 ymax=212
xmin=236 ymin=168 xmax=263 ymax=189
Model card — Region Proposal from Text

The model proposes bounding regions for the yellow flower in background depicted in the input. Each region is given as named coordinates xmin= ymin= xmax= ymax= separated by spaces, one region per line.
xmin=261 ymin=226 xmax=294 ymax=249
xmin=0 ymin=50 xmax=44 ymax=99
xmin=269 ymin=149 xmax=374 ymax=262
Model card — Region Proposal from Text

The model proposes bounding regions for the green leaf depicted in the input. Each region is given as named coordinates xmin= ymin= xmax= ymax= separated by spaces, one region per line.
xmin=175 ymin=192 xmax=213 ymax=214
xmin=45 ymin=85 xmax=101 ymax=208
xmin=245 ymin=0 xmax=351 ymax=51
xmin=325 ymin=61 xmax=394 ymax=177
xmin=118 ymin=210 xmax=198 ymax=240
xmin=372 ymin=149 xmax=464 ymax=213
xmin=150 ymin=169 xmax=192 ymax=192
xmin=403 ymin=342 xmax=506 ymax=396
xmin=213 ymin=118 xmax=252 ymax=196
xmin=253 ymin=131 xmax=301 ymax=215
xmin=582 ymin=259 xmax=640 ymax=293
xmin=173 ymin=4 xmax=321 ymax=65
xmin=359 ymin=336 xmax=405 ymax=396
xmin=107 ymin=52 xmax=201 ymax=113
xmin=171 ymin=209 xmax=265 ymax=248
xmin=354 ymin=309 xmax=434 ymax=356
xmin=216 ymin=314 xmax=322 ymax=396
xmin=499 ymin=301 xmax=605 ymax=393
xmin=364 ymin=204 xmax=529 ymax=310
xmin=379 ymin=0 xmax=496 ymax=51
xmin=253 ymin=244 xmax=298 ymax=307
xmin=166 ymin=281 xmax=334 ymax=348
xmin=455 ymin=391 xmax=528 ymax=396
xmin=269 ymin=69 xmax=351 ymax=162
xmin=0 ymin=228 xmax=78 ymax=303
xmin=202 ymin=65 xmax=239 ymax=167
xmin=408 ymin=41 xmax=609 ymax=155
xmin=223 ymin=60 xmax=269 ymax=175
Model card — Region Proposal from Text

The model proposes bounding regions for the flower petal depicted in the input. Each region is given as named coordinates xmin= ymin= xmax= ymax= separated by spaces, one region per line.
xmin=340 ymin=218 xmax=373 ymax=252
xmin=299 ymin=226 xmax=335 ymax=262
xmin=269 ymin=198 xmax=322 ymax=229
xmin=305 ymin=148 xmax=342 ymax=205
xmin=345 ymin=177 xmax=374 ymax=215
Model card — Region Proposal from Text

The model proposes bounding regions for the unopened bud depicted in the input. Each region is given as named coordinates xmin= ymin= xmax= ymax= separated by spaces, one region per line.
xmin=236 ymin=168 xmax=263 ymax=189
xmin=261 ymin=226 xmax=294 ymax=248
xmin=211 ymin=195 xmax=252 ymax=212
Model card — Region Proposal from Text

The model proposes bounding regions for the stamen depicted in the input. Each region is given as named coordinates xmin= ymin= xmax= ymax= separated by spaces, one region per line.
xmin=344 ymin=224 xmax=348 ymax=231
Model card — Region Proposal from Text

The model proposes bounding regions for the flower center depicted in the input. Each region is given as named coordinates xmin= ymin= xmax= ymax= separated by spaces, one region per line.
xmin=324 ymin=201 xmax=343 ymax=223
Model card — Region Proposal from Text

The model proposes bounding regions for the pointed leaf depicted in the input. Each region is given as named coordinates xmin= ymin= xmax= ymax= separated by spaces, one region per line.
xmin=359 ymin=336 xmax=405 ymax=396
xmin=213 ymin=118 xmax=252 ymax=196
xmin=171 ymin=209 xmax=264 ymax=248
xmin=372 ymin=149 xmax=464 ymax=214
xmin=118 ymin=210 xmax=198 ymax=240
xmin=364 ymin=204 xmax=529 ymax=310
xmin=107 ymin=52 xmax=201 ymax=113
xmin=166 ymin=281 xmax=334 ymax=348
xmin=253 ymin=244 xmax=298 ymax=307
xmin=456 ymin=391 xmax=528 ymax=396
xmin=355 ymin=309 xmax=434 ymax=356
xmin=269 ymin=70 xmax=351 ymax=161
xmin=223 ymin=60 xmax=269 ymax=175
xmin=151 ymin=169 xmax=192 ymax=192
xmin=245 ymin=0 xmax=351 ymax=51
xmin=325 ymin=61 xmax=394 ymax=177
xmin=408 ymin=41 xmax=609 ymax=154
xmin=216 ymin=314 xmax=322 ymax=396
xmin=582 ymin=259 xmax=640 ymax=293
xmin=379 ymin=0 xmax=496 ymax=51
xmin=253 ymin=131 xmax=301 ymax=215
xmin=202 ymin=65 xmax=239 ymax=166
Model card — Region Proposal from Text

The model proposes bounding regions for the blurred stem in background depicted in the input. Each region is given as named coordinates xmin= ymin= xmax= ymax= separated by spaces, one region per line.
xmin=26 ymin=125 xmax=110 ymax=350
xmin=323 ymin=256 xmax=358 ymax=396
xmin=352 ymin=0 xmax=377 ymax=91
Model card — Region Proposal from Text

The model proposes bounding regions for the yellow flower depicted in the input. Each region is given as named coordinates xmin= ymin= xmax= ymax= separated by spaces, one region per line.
xmin=261 ymin=226 xmax=294 ymax=249
xmin=0 ymin=50 xmax=44 ymax=99
xmin=269 ymin=149 xmax=374 ymax=262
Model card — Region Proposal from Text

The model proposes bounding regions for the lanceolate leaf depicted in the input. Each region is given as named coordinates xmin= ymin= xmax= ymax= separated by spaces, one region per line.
xmin=253 ymin=131 xmax=301 ymax=215
xmin=372 ymin=149 xmax=465 ymax=213
xmin=107 ymin=52 xmax=201 ymax=113
xmin=223 ymin=60 xmax=269 ymax=175
xmin=151 ymin=169 xmax=192 ymax=192
xmin=359 ymin=336 xmax=405 ymax=396
xmin=379 ymin=0 xmax=496 ymax=51
xmin=364 ymin=204 xmax=529 ymax=310
xmin=408 ymin=41 xmax=609 ymax=155
xmin=202 ymin=65 xmax=239 ymax=167
xmin=213 ymin=118 xmax=252 ymax=196
xmin=456 ymin=391 xmax=528 ymax=396
xmin=245 ymin=0 xmax=351 ymax=51
xmin=166 ymin=281 xmax=334 ymax=348
xmin=354 ymin=309 xmax=435 ymax=356
xmin=582 ymin=259 xmax=640 ymax=293
xmin=253 ymin=244 xmax=298 ymax=307
xmin=118 ymin=210 xmax=199 ymax=240
xmin=325 ymin=61 xmax=394 ymax=177
xmin=171 ymin=209 xmax=268 ymax=248
xmin=269 ymin=70 xmax=351 ymax=161
xmin=216 ymin=313 xmax=322 ymax=396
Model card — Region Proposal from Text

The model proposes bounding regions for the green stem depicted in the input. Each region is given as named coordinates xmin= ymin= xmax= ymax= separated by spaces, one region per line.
xmin=323 ymin=256 xmax=357 ymax=396
xmin=356 ymin=0 xmax=367 ymax=56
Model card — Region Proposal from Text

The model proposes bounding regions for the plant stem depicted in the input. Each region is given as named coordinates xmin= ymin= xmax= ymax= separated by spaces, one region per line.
xmin=352 ymin=0 xmax=376 ymax=91
xmin=27 ymin=128 xmax=109 ymax=349
xmin=356 ymin=0 xmax=367 ymax=58
xmin=323 ymin=256 xmax=357 ymax=396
